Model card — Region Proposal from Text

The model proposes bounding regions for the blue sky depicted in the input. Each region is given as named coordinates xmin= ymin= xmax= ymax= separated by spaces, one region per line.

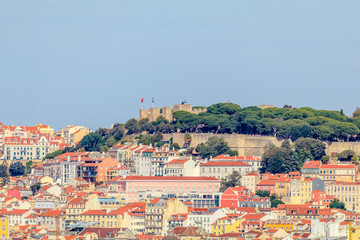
xmin=1 ymin=1 xmax=359 ymax=130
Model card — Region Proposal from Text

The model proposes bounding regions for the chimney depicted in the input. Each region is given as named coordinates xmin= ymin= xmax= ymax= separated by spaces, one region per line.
xmin=67 ymin=155 xmax=70 ymax=162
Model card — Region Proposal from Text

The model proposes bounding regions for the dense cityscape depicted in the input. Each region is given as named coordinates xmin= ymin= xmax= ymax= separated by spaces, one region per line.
xmin=2 ymin=0 xmax=359 ymax=239
xmin=1 ymin=103 xmax=360 ymax=239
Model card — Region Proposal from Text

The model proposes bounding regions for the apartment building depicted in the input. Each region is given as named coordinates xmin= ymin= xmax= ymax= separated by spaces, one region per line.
xmin=107 ymin=176 xmax=220 ymax=203
xmin=200 ymin=161 xmax=252 ymax=179
xmin=319 ymin=164 xmax=357 ymax=183
xmin=326 ymin=182 xmax=360 ymax=212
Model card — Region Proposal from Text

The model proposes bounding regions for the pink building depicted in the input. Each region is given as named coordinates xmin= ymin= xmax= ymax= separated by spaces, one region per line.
xmin=107 ymin=176 xmax=220 ymax=202
xmin=256 ymin=179 xmax=276 ymax=194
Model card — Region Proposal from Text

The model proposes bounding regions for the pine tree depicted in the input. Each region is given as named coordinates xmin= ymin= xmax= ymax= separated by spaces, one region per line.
xmin=0 ymin=159 xmax=10 ymax=186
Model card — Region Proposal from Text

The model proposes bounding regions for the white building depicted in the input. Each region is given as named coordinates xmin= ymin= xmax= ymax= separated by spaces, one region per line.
xmin=165 ymin=158 xmax=200 ymax=177
xmin=200 ymin=161 xmax=253 ymax=179
xmin=187 ymin=208 xmax=227 ymax=233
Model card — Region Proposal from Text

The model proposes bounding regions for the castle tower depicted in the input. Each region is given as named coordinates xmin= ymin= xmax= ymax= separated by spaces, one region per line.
xmin=149 ymin=108 xmax=161 ymax=122
xmin=161 ymin=107 xmax=172 ymax=122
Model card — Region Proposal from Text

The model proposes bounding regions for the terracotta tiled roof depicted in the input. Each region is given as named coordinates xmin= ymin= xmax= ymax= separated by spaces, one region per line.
xmin=201 ymin=161 xmax=250 ymax=166
xmin=167 ymin=159 xmax=189 ymax=164
xmin=212 ymin=155 xmax=261 ymax=161
xmin=109 ymin=176 xmax=219 ymax=181
xmin=80 ymin=210 xmax=107 ymax=215
xmin=302 ymin=161 xmax=321 ymax=169
xmin=257 ymin=180 xmax=276 ymax=186
xmin=320 ymin=164 xmax=356 ymax=169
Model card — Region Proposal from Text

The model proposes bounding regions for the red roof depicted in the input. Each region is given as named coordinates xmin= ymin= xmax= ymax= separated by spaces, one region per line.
xmin=245 ymin=172 xmax=259 ymax=176
xmin=109 ymin=176 xmax=219 ymax=181
xmin=201 ymin=161 xmax=250 ymax=166
xmin=320 ymin=164 xmax=356 ymax=169
xmin=4 ymin=209 xmax=29 ymax=215
xmin=302 ymin=161 xmax=321 ymax=169
xmin=212 ymin=155 xmax=261 ymax=161
xmin=242 ymin=213 xmax=266 ymax=220
xmin=168 ymin=159 xmax=189 ymax=164
xmin=257 ymin=180 xmax=276 ymax=186
xmin=80 ymin=210 xmax=107 ymax=215
xmin=68 ymin=197 xmax=88 ymax=204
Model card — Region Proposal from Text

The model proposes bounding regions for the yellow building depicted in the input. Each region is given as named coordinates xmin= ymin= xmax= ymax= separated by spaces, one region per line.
xmin=40 ymin=176 xmax=53 ymax=185
xmin=298 ymin=177 xmax=325 ymax=204
xmin=319 ymin=164 xmax=357 ymax=183
xmin=58 ymin=125 xmax=91 ymax=145
xmin=264 ymin=219 xmax=295 ymax=232
xmin=79 ymin=209 xmax=121 ymax=228
xmin=350 ymin=222 xmax=360 ymax=240
xmin=65 ymin=195 xmax=100 ymax=225
xmin=73 ymin=128 xmax=91 ymax=145
xmin=211 ymin=215 xmax=243 ymax=236
xmin=326 ymin=182 xmax=360 ymax=212
xmin=0 ymin=215 xmax=9 ymax=240
xmin=35 ymin=124 xmax=54 ymax=136
xmin=163 ymin=198 xmax=188 ymax=226
xmin=275 ymin=178 xmax=291 ymax=200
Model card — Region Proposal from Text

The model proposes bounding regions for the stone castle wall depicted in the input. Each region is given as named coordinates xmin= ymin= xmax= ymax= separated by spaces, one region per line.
xmin=162 ymin=133 xmax=360 ymax=157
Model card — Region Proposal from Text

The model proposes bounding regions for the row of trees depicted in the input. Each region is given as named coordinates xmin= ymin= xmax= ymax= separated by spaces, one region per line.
xmin=124 ymin=103 xmax=360 ymax=142
xmin=260 ymin=138 xmax=326 ymax=174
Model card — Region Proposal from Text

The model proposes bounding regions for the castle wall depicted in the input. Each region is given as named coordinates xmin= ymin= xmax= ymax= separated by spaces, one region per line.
xmin=163 ymin=133 xmax=282 ymax=156
xmin=162 ymin=133 xmax=360 ymax=157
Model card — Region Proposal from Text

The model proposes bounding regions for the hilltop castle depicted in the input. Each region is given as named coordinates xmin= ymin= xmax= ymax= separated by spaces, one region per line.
xmin=139 ymin=104 xmax=207 ymax=122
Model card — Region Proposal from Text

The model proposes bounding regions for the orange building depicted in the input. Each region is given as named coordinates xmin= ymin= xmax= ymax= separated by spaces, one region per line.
xmin=96 ymin=157 xmax=123 ymax=183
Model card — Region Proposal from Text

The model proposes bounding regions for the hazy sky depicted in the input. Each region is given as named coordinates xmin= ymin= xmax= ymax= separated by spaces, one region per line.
xmin=1 ymin=1 xmax=359 ymax=130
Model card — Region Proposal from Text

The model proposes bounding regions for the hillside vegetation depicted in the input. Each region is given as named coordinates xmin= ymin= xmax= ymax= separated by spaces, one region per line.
xmin=74 ymin=103 xmax=360 ymax=152
xmin=124 ymin=103 xmax=360 ymax=142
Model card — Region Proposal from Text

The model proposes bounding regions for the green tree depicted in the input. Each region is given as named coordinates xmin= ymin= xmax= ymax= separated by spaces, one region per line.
xmin=124 ymin=118 xmax=140 ymax=134
xmin=353 ymin=107 xmax=360 ymax=118
xmin=9 ymin=162 xmax=26 ymax=176
xmin=172 ymin=111 xmax=199 ymax=132
xmin=275 ymin=119 xmax=311 ymax=141
xmin=78 ymin=132 xmax=106 ymax=151
xmin=281 ymin=140 xmax=292 ymax=150
xmin=337 ymin=150 xmax=355 ymax=162
xmin=207 ymin=102 xmax=241 ymax=115
xmin=256 ymin=190 xmax=270 ymax=197
xmin=108 ymin=123 xmax=124 ymax=141
xmin=183 ymin=134 xmax=192 ymax=148
xmin=0 ymin=160 xmax=10 ymax=186
xmin=294 ymin=137 xmax=326 ymax=161
xmin=196 ymin=137 xmax=231 ymax=159
xmin=45 ymin=150 xmax=64 ymax=159
xmin=330 ymin=198 xmax=346 ymax=210
xmin=31 ymin=182 xmax=41 ymax=195
xmin=220 ymin=171 xmax=242 ymax=192
xmin=25 ymin=161 xmax=33 ymax=174
xmin=171 ymin=143 xmax=180 ymax=150
xmin=321 ymin=155 xmax=330 ymax=164
xmin=270 ymin=193 xmax=284 ymax=208
xmin=227 ymin=150 xmax=239 ymax=156
xmin=260 ymin=146 xmax=298 ymax=174
xmin=105 ymin=136 xmax=116 ymax=147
